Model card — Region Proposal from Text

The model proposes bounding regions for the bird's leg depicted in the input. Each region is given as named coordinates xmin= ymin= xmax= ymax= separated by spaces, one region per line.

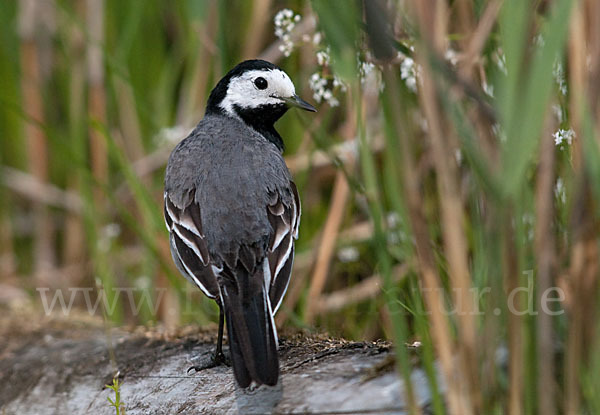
xmin=187 ymin=304 xmax=230 ymax=374
xmin=213 ymin=304 xmax=230 ymax=365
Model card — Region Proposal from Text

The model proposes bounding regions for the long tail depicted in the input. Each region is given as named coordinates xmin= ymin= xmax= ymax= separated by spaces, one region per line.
xmin=221 ymin=268 xmax=279 ymax=387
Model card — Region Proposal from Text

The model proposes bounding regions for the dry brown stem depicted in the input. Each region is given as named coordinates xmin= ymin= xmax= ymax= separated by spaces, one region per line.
xmin=63 ymin=0 xmax=87 ymax=269
xmin=412 ymin=0 xmax=478 ymax=412
xmin=18 ymin=0 xmax=55 ymax=280
xmin=304 ymin=104 xmax=357 ymax=322
xmin=242 ymin=0 xmax=273 ymax=59
xmin=535 ymin=117 xmax=557 ymax=415
xmin=86 ymin=0 xmax=107 ymax=203
xmin=504 ymin=221 xmax=522 ymax=415
xmin=564 ymin=3 xmax=594 ymax=413
xmin=385 ymin=65 xmax=469 ymax=415
xmin=1 ymin=167 xmax=83 ymax=214
xmin=316 ymin=264 xmax=409 ymax=313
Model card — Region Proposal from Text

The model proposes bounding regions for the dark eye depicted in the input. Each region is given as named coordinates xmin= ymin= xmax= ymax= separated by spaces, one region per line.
xmin=254 ymin=77 xmax=268 ymax=90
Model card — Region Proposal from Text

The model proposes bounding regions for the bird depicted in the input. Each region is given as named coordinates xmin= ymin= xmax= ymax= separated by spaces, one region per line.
xmin=163 ymin=59 xmax=316 ymax=388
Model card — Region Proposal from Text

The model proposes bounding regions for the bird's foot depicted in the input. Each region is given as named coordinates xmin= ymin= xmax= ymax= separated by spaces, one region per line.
xmin=213 ymin=350 xmax=231 ymax=367
xmin=187 ymin=351 xmax=231 ymax=374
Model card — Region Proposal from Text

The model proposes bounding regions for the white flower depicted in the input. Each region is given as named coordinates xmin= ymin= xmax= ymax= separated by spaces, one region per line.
xmin=555 ymin=177 xmax=566 ymax=205
xmin=327 ymin=96 xmax=339 ymax=107
xmin=553 ymin=128 xmax=575 ymax=146
xmin=337 ymin=246 xmax=359 ymax=263
xmin=316 ymin=49 xmax=330 ymax=66
xmin=534 ymin=34 xmax=545 ymax=47
xmin=522 ymin=213 xmax=535 ymax=242
xmin=312 ymin=32 xmax=322 ymax=45
xmin=274 ymin=9 xmax=301 ymax=58
xmin=492 ymin=123 xmax=506 ymax=143
xmin=98 ymin=223 xmax=121 ymax=252
xmin=399 ymin=56 xmax=419 ymax=93
xmin=445 ymin=49 xmax=458 ymax=66
xmin=103 ymin=223 xmax=121 ymax=239
xmin=307 ymin=30 xmax=352 ymax=107
xmin=308 ymin=71 xmax=342 ymax=107
xmin=455 ymin=148 xmax=463 ymax=165
xmin=493 ymin=50 xmax=507 ymax=75
xmin=552 ymin=104 xmax=563 ymax=124
xmin=553 ymin=60 xmax=567 ymax=95
xmin=333 ymin=75 xmax=347 ymax=92
xmin=359 ymin=60 xmax=384 ymax=93
xmin=482 ymin=80 xmax=494 ymax=97
xmin=278 ymin=43 xmax=293 ymax=57
xmin=309 ymin=72 xmax=327 ymax=103
xmin=386 ymin=212 xmax=400 ymax=228
xmin=359 ymin=61 xmax=375 ymax=78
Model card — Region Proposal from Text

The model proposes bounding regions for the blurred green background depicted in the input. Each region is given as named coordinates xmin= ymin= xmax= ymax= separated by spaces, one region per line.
xmin=2 ymin=0 xmax=600 ymax=413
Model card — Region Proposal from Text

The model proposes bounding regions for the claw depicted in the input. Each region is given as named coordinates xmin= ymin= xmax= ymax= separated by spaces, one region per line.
xmin=188 ymin=307 xmax=229 ymax=375
xmin=187 ymin=365 xmax=201 ymax=374
xmin=187 ymin=351 xmax=231 ymax=374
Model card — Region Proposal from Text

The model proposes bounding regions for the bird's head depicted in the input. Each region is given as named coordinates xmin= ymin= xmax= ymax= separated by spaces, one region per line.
xmin=206 ymin=60 xmax=316 ymax=130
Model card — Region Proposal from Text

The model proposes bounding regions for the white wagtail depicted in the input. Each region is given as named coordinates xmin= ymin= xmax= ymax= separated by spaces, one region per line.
xmin=164 ymin=60 xmax=316 ymax=387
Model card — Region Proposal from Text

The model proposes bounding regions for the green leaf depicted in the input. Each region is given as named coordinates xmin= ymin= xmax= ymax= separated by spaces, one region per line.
xmin=311 ymin=0 xmax=361 ymax=80
xmin=498 ymin=0 xmax=574 ymax=197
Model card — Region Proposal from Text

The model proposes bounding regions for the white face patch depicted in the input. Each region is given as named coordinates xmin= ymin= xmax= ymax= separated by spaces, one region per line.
xmin=219 ymin=69 xmax=296 ymax=117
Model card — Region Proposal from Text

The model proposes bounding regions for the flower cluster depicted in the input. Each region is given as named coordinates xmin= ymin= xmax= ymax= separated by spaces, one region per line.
xmin=308 ymin=71 xmax=345 ymax=107
xmin=553 ymin=128 xmax=575 ymax=146
xmin=358 ymin=60 xmax=384 ymax=94
xmin=386 ymin=212 xmax=409 ymax=246
xmin=397 ymin=46 xmax=456 ymax=93
xmin=521 ymin=213 xmax=535 ymax=242
xmin=274 ymin=9 xmax=301 ymax=57
xmin=316 ymin=49 xmax=330 ymax=66
xmin=358 ymin=61 xmax=375 ymax=80
xmin=399 ymin=53 xmax=419 ymax=93
xmin=307 ymin=44 xmax=348 ymax=107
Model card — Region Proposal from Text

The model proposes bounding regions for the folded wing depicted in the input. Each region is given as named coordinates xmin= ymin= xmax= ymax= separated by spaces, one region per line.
xmin=164 ymin=190 xmax=220 ymax=299
xmin=266 ymin=182 xmax=301 ymax=314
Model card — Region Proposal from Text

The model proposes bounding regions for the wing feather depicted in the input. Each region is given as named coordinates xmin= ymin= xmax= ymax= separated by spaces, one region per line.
xmin=165 ymin=180 xmax=300 ymax=313
xmin=266 ymin=183 xmax=300 ymax=313
xmin=164 ymin=190 xmax=219 ymax=299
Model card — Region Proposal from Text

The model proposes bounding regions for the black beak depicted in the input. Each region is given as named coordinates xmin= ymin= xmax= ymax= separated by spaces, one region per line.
xmin=279 ymin=94 xmax=317 ymax=112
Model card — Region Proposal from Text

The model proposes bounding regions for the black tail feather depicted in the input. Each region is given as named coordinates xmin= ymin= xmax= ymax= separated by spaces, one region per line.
xmin=225 ymin=310 xmax=252 ymax=387
xmin=222 ymin=271 xmax=279 ymax=387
